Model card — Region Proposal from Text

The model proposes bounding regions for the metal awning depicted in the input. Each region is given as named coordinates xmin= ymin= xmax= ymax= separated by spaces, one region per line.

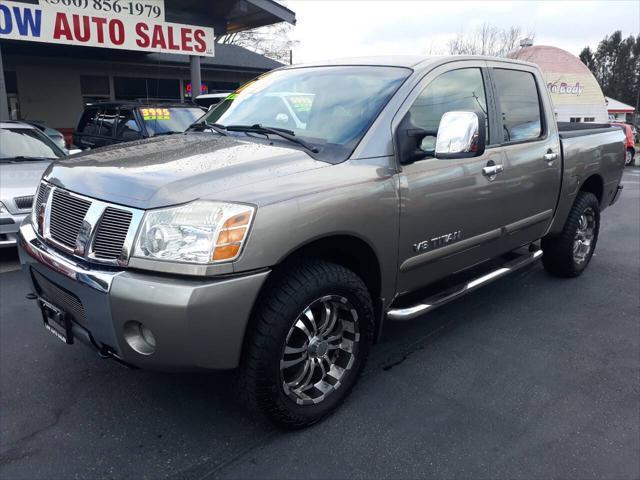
xmin=165 ymin=0 xmax=296 ymax=36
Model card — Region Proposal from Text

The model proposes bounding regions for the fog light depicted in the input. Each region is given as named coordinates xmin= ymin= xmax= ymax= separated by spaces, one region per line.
xmin=123 ymin=321 xmax=157 ymax=355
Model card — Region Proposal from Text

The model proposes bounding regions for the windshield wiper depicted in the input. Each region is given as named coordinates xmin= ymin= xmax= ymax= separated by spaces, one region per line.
xmin=152 ymin=131 xmax=179 ymax=137
xmin=225 ymin=124 xmax=319 ymax=153
xmin=188 ymin=121 xmax=228 ymax=136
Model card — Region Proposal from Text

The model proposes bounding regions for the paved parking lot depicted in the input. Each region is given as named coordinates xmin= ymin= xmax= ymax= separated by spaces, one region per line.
xmin=1 ymin=169 xmax=639 ymax=480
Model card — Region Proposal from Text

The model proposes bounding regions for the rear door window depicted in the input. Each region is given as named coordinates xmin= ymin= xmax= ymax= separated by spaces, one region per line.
xmin=492 ymin=69 xmax=543 ymax=143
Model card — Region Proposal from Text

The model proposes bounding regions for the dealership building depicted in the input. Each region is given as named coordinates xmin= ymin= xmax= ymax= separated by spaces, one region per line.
xmin=0 ymin=0 xmax=294 ymax=142
xmin=512 ymin=44 xmax=609 ymax=124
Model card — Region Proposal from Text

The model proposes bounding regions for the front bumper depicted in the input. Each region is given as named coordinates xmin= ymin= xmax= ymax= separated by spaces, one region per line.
xmin=0 ymin=213 xmax=27 ymax=247
xmin=18 ymin=221 xmax=269 ymax=370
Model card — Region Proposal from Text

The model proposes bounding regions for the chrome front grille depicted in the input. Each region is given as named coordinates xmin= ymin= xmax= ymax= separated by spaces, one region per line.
xmin=37 ymin=182 xmax=142 ymax=265
xmin=49 ymin=189 xmax=91 ymax=248
xmin=14 ymin=195 xmax=34 ymax=210
xmin=31 ymin=183 xmax=52 ymax=223
xmin=93 ymin=208 xmax=133 ymax=259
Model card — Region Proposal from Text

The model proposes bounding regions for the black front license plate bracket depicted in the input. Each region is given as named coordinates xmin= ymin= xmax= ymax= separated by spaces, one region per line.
xmin=38 ymin=298 xmax=73 ymax=345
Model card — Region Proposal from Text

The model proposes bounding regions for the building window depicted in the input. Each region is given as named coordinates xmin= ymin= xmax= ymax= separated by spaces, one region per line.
xmin=583 ymin=117 xmax=595 ymax=122
xmin=81 ymin=75 xmax=111 ymax=105
xmin=114 ymin=77 xmax=180 ymax=101
xmin=4 ymin=71 xmax=20 ymax=120
xmin=570 ymin=117 xmax=582 ymax=123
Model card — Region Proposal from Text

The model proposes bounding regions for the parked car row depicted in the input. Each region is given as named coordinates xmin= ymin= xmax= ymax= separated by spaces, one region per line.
xmin=73 ymin=101 xmax=205 ymax=150
xmin=0 ymin=121 xmax=68 ymax=247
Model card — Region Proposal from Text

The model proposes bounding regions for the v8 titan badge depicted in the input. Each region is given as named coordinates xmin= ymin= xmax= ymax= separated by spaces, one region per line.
xmin=413 ymin=230 xmax=462 ymax=253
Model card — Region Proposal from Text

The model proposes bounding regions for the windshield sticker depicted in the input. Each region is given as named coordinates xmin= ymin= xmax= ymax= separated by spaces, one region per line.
xmin=141 ymin=108 xmax=171 ymax=120
xmin=286 ymin=95 xmax=314 ymax=113
xmin=225 ymin=93 xmax=237 ymax=100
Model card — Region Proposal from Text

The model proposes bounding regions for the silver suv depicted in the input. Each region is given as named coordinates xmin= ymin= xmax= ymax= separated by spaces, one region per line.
xmin=0 ymin=122 xmax=66 ymax=247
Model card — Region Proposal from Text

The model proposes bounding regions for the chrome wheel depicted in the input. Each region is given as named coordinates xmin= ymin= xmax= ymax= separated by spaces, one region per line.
xmin=573 ymin=207 xmax=595 ymax=264
xmin=280 ymin=295 xmax=360 ymax=405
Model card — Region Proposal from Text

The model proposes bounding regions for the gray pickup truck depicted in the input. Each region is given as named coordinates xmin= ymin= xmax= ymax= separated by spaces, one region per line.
xmin=18 ymin=56 xmax=625 ymax=428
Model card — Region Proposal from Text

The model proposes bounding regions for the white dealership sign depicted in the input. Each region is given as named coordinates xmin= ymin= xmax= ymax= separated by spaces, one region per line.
xmin=0 ymin=0 xmax=214 ymax=56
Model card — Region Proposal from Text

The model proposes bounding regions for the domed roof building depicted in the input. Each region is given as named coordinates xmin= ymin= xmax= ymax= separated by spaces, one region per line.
xmin=512 ymin=45 xmax=608 ymax=124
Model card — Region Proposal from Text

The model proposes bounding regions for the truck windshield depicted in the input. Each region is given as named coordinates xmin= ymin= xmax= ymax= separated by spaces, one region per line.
xmin=142 ymin=107 xmax=204 ymax=136
xmin=0 ymin=127 xmax=65 ymax=161
xmin=201 ymin=66 xmax=411 ymax=160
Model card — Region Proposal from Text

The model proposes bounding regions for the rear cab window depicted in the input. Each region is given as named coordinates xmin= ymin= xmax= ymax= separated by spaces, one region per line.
xmin=96 ymin=108 xmax=118 ymax=138
xmin=76 ymin=107 xmax=101 ymax=136
xmin=492 ymin=69 xmax=543 ymax=143
xmin=115 ymin=108 xmax=142 ymax=141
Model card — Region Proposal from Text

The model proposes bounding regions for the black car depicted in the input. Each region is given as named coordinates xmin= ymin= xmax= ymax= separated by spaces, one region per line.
xmin=73 ymin=101 xmax=205 ymax=150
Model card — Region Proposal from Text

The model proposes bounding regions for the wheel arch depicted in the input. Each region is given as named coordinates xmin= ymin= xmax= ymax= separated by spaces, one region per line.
xmin=274 ymin=234 xmax=382 ymax=299
xmin=579 ymin=174 xmax=604 ymax=208
xmin=241 ymin=234 xmax=386 ymax=357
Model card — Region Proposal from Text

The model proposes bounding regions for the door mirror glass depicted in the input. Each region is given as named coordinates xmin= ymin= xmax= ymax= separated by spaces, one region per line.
xmin=435 ymin=111 xmax=486 ymax=159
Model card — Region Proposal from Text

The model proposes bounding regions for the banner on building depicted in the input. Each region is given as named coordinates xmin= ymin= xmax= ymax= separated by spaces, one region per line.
xmin=0 ymin=0 xmax=214 ymax=56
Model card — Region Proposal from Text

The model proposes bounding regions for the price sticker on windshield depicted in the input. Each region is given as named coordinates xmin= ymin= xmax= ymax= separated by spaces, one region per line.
xmin=141 ymin=108 xmax=171 ymax=120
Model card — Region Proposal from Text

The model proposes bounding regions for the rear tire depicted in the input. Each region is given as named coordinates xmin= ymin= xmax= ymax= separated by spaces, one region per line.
xmin=542 ymin=191 xmax=600 ymax=277
xmin=239 ymin=260 xmax=373 ymax=429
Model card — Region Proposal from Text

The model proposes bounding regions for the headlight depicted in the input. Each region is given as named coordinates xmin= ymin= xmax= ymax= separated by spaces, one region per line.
xmin=0 ymin=202 xmax=8 ymax=214
xmin=133 ymin=200 xmax=255 ymax=264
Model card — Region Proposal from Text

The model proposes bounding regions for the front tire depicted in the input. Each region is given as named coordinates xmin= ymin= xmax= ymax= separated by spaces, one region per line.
xmin=542 ymin=191 xmax=600 ymax=277
xmin=239 ymin=260 xmax=373 ymax=428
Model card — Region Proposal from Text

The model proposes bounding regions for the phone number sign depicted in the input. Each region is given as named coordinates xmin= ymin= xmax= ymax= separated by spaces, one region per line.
xmin=0 ymin=0 xmax=214 ymax=56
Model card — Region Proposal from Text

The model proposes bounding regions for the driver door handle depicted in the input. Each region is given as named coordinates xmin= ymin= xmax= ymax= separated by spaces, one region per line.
xmin=544 ymin=152 xmax=558 ymax=163
xmin=482 ymin=164 xmax=504 ymax=177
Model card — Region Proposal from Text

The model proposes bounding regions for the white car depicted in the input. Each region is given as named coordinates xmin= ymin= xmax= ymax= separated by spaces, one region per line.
xmin=0 ymin=122 xmax=68 ymax=247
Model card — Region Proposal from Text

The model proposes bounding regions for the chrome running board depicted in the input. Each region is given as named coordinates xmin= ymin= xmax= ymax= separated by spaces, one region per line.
xmin=387 ymin=250 xmax=543 ymax=321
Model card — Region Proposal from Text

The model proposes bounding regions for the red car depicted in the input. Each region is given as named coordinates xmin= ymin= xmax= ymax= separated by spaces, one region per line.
xmin=612 ymin=122 xmax=636 ymax=166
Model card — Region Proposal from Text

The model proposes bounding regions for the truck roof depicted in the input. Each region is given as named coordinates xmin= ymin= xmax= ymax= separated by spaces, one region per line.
xmin=283 ymin=55 xmax=538 ymax=70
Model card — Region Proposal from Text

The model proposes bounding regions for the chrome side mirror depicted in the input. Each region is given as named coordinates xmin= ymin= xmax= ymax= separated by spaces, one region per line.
xmin=435 ymin=111 xmax=486 ymax=159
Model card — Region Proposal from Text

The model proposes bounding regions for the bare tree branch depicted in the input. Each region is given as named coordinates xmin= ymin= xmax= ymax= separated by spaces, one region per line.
xmin=448 ymin=23 xmax=534 ymax=57
xmin=218 ymin=22 xmax=298 ymax=64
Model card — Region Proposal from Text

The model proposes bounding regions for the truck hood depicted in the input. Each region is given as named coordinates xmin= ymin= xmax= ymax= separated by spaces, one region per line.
xmin=44 ymin=134 xmax=330 ymax=209
xmin=0 ymin=160 xmax=51 ymax=208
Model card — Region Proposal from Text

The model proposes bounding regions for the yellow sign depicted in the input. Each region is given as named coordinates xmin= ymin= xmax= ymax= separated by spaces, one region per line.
xmin=141 ymin=108 xmax=171 ymax=120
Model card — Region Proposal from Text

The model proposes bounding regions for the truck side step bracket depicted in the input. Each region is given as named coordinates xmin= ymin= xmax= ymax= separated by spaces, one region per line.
xmin=386 ymin=250 xmax=543 ymax=321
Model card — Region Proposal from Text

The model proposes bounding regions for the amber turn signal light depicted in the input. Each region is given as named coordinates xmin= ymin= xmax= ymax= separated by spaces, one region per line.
xmin=211 ymin=208 xmax=254 ymax=262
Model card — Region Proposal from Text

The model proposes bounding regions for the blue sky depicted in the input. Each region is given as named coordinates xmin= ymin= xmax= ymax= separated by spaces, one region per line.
xmin=287 ymin=1 xmax=639 ymax=62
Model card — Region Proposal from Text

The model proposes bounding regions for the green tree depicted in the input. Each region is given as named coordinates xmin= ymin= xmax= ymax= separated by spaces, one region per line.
xmin=580 ymin=31 xmax=640 ymax=112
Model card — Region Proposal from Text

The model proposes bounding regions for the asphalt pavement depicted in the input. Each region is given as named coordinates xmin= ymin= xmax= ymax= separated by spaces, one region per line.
xmin=1 ymin=169 xmax=639 ymax=480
